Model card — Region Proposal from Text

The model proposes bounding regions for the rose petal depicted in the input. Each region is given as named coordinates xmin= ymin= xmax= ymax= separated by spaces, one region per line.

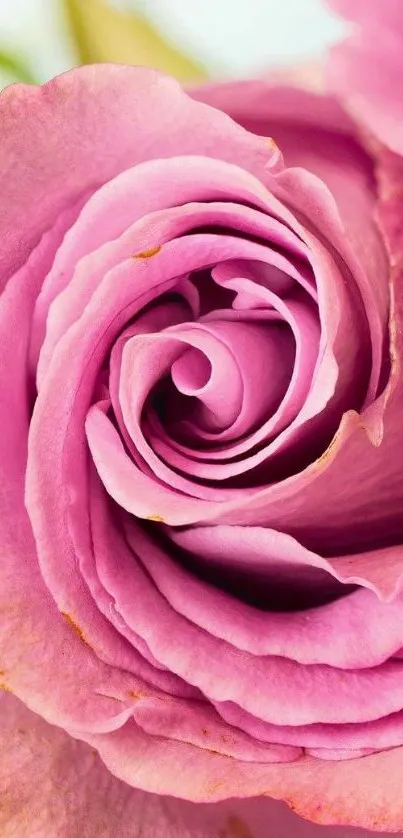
xmin=2 ymin=692 xmax=382 ymax=838
xmin=327 ymin=0 xmax=403 ymax=32
xmin=164 ymin=526 xmax=403 ymax=668
xmin=85 ymin=716 xmax=403 ymax=832
xmin=0 ymin=233 xmax=141 ymax=734
xmin=325 ymin=0 xmax=403 ymax=156
xmin=214 ymin=699 xmax=403 ymax=753
xmin=0 ymin=65 xmax=281 ymax=288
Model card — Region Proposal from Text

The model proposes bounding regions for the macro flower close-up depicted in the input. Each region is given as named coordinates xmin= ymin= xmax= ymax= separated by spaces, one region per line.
xmin=2 ymin=1 xmax=403 ymax=836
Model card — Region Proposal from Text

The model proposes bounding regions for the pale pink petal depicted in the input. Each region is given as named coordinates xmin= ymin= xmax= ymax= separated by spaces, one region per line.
xmin=2 ymin=692 xmax=382 ymax=838
xmin=326 ymin=0 xmax=403 ymax=154
xmin=327 ymin=0 xmax=403 ymax=34
xmin=85 ymin=717 xmax=403 ymax=832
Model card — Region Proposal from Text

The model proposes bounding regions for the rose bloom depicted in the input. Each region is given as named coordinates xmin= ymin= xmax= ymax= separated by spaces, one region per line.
xmin=2 ymin=4 xmax=403 ymax=836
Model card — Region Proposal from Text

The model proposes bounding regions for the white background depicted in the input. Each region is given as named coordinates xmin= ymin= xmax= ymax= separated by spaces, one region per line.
xmin=0 ymin=0 xmax=347 ymax=82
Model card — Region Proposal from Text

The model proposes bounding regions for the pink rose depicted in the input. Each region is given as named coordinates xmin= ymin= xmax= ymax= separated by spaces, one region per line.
xmin=1 ymin=59 xmax=403 ymax=836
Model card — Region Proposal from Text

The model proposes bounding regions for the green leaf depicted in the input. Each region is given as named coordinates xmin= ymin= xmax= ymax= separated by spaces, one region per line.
xmin=64 ymin=0 xmax=207 ymax=82
xmin=0 ymin=50 xmax=36 ymax=85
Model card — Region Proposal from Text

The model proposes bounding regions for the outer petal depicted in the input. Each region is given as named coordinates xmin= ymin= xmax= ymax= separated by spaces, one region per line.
xmin=0 ymin=244 xmax=145 ymax=733
xmin=83 ymin=717 xmax=403 ymax=833
xmin=0 ymin=64 xmax=279 ymax=287
xmin=0 ymin=66 xmax=279 ymax=726
xmin=2 ymin=690 xmax=384 ymax=838
xmin=326 ymin=0 xmax=403 ymax=154
xmin=0 ymin=691 xmax=147 ymax=838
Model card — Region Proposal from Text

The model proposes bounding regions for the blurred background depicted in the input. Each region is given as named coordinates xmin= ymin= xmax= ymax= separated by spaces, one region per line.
xmin=0 ymin=0 xmax=348 ymax=89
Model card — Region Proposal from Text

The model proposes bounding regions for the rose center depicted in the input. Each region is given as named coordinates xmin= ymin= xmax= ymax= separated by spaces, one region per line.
xmin=120 ymin=316 xmax=294 ymax=463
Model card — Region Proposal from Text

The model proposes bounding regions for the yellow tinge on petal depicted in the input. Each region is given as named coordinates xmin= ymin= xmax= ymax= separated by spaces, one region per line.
xmin=64 ymin=0 xmax=207 ymax=82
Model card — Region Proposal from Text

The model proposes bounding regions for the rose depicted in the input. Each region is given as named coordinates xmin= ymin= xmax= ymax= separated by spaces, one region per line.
xmin=1 ymin=57 xmax=403 ymax=836
xmin=0 ymin=60 xmax=400 ymax=837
